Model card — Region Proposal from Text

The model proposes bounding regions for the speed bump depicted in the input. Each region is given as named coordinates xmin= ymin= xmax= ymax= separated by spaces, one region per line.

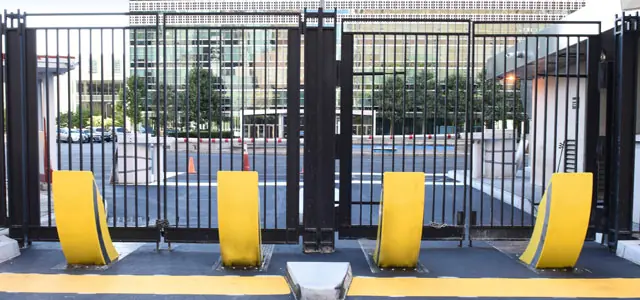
xmin=374 ymin=172 xmax=425 ymax=268
xmin=520 ymin=172 xmax=593 ymax=269
xmin=52 ymin=171 xmax=119 ymax=265
xmin=217 ymin=171 xmax=261 ymax=267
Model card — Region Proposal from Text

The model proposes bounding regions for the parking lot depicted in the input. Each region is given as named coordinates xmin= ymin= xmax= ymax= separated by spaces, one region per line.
xmin=48 ymin=141 xmax=533 ymax=230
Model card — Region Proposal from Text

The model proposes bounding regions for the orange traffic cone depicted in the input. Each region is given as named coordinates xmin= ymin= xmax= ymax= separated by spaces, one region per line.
xmin=242 ymin=145 xmax=250 ymax=171
xmin=188 ymin=157 xmax=197 ymax=174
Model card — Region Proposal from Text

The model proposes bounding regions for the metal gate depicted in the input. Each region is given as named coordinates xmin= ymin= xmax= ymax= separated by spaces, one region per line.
xmin=338 ymin=18 xmax=603 ymax=243
xmin=1 ymin=12 xmax=302 ymax=245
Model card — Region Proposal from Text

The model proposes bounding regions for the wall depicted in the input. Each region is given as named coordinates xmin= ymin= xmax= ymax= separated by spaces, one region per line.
xmin=529 ymin=75 xmax=586 ymax=188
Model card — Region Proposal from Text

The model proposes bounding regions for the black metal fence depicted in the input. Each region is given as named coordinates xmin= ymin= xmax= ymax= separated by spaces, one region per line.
xmin=1 ymin=12 xmax=302 ymax=245
xmin=1 ymin=9 xmax=638 ymax=249
xmin=609 ymin=12 xmax=640 ymax=245
xmin=338 ymin=18 xmax=603 ymax=243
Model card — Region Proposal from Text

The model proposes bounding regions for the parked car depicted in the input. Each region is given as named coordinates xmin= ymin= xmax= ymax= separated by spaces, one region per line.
xmin=81 ymin=129 xmax=93 ymax=143
xmin=65 ymin=129 xmax=85 ymax=143
xmin=110 ymin=127 xmax=127 ymax=143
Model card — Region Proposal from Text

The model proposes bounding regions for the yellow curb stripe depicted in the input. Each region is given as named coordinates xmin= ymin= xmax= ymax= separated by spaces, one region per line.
xmin=0 ymin=273 xmax=290 ymax=295
xmin=348 ymin=277 xmax=640 ymax=298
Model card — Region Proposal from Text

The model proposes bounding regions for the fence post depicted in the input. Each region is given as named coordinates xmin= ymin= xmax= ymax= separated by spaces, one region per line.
xmin=609 ymin=14 xmax=638 ymax=248
xmin=302 ymin=9 xmax=337 ymax=253
xmin=5 ymin=17 xmax=40 ymax=246
xmin=583 ymin=34 xmax=602 ymax=241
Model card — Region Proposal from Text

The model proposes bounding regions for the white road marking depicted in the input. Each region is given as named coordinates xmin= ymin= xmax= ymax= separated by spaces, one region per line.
xmin=150 ymin=180 xmax=460 ymax=187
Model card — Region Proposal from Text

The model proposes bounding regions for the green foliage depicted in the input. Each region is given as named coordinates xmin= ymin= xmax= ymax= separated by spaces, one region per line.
xmin=374 ymin=69 xmax=526 ymax=133
xmin=186 ymin=68 xmax=226 ymax=127
xmin=116 ymin=75 xmax=147 ymax=126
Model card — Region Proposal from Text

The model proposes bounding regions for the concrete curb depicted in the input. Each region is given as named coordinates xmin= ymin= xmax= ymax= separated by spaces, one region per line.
xmin=286 ymin=262 xmax=352 ymax=300
xmin=445 ymin=170 xmax=538 ymax=217
xmin=0 ymin=235 xmax=20 ymax=264
xmin=616 ymin=240 xmax=640 ymax=266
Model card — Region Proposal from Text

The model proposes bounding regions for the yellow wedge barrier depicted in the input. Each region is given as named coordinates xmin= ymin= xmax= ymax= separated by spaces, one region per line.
xmin=217 ymin=171 xmax=262 ymax=267
xmin=520 ymin=172 xmax=593 ymax=269
xmin=52 ymin=171 xmax=119 ymax=265
xmin=374 ymin=172 xmax=425 ymax=268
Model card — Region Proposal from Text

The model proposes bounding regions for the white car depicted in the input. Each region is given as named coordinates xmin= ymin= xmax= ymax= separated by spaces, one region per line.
xmin=57 ymin=128 xmax=83 ymax=143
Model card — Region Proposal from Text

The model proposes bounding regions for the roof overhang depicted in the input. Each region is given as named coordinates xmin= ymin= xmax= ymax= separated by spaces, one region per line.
xmin=486 ymin=0 xmax=638 ymax=80
xmin=2 ymin=53 xmax=78 ymax=78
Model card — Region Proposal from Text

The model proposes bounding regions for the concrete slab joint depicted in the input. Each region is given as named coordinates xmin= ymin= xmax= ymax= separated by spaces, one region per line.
xmin=286 ymin=262 xmax=353 ymax=300
xmin=0 ymin=235 xmax=20 ymax=264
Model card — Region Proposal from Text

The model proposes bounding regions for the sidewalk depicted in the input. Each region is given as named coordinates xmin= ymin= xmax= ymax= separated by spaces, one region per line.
xmin=1 ymin=239 xmax=640 ymax=299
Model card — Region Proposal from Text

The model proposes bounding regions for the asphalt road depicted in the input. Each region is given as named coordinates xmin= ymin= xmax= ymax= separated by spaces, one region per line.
xmin=52 ymin=142 xmax=533 ymax=229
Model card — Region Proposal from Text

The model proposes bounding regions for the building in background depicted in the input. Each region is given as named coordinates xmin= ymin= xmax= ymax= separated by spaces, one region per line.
xmin=127 ymin=0 xmax=587 ymax=137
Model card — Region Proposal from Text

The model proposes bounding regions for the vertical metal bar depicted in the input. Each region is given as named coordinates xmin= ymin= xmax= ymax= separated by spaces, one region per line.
xmin=541 ymin=37 xmax=550 ymax=218
xmin=564 ymin=36 xmax=571 ymax=173
xmin=25 ymin=28 xmax=40 ymax=236
xmin=185 ymin=28 xmax=190 ymax=228
xmin=79 ymin=29 xmax=84 ymax=170
xmin=500 ymin=36 xmax=507 ymax=226
xmin=511 ymin=36 xmax=518 ymax=225
xmin=0 ymin=20 xmax=5 ymax=227
xmin=111 ymin=29 xmax=116 ymax=225
xmin=490 ymin=35 xmax=496 ymax=227
xmin=144 ymin=27 xmax=150 ymax=227
xmin=422 ymin=34 xmax=428 ymax=174
xmin=162 ymin=16 xmax=168 ymax=224
xmin=123 ymin=28 xmax=128 ymax=227
xmin=196 ymin=28 xmax=201 ymax=228
xmin=174 ymin=28 xmax=179 ymax=227
xmin=401 ymin=34 xmax=407 ymax=172
xmin=442 ymin=34 xmax=450 ymax=223
xmin=99 ymin=29 xmax=106 ymax=222
xmin=89 ymin=29 xmax=95 ymax=174
xmin=433 ymin=35 xmax=439 ymax=220
xmin=381 ymin=33 xmax=386 ymax=204
xmin=155 ymin=15 xmax=162 ymax=226
xmin=453 ymin=33 xmax=460 ymax=220
xmin=392 ymin=34 xmax=396 ymax=172
xmin=263 ymin=29 xmax=267 ymax=228
xmin=55 ymin=29 xmax=61 ymax=172
xmin=553 ymin=37 xmax=560 ymax=175
xmin=229 ymin=29 xmax=234 ymax=171
xmin=466 ymin=23 xmax=473 ymax=241
xmin=45 ymin=30 xmax=52 ymax=226
xmin=273 ymin=29 xmax=278 ymax=228
xmin=531 ymin=36 xmax=540 ymax=226
xmin=133 ymin=28 xmax=139 ymax=227
xmin=480 ymin=35 xmax=487 ymax=225
xmin=219 ymin=29 xmax=223 ymax=173
xmin=584 ymin=35 xmax=602 ymax=239
xmin=5 ymin=26 xmax=27 ymax=237
xmin=359 ymin=34 xmax=364 ymax=224
xmin=208 ymin=28 xmax=213 ymax=228
xmin=574 ymin=36 xmax=582 ymax=171
xmin=412 ymin=34 xmax=417 ymax=173
xmin=370 ymin=34 xmax=377 ymax=225
xmin=521 ymin=36 xmax=529 ymax=226
xmin=252 ymin=29 xmax=256 ymax=175
xmin=286 ymin=28 xmax=301 ymax=239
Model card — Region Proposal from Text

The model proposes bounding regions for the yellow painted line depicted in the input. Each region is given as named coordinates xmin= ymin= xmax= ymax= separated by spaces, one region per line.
xmin=348 ymin=277 xmax=640 ymax=298
xmin=0 ymin=273 xmax=290 ymax=295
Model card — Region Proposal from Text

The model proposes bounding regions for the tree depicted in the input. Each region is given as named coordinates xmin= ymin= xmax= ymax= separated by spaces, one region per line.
xmin=116 ymin=75 xmax=147 ymax=129
xmin=56 ymin=111 xmax=95 ymax=129
xmin=373 ymin=70 xmax=436 ymax=134
xmin=473 ymin=70 xmax=526 ymax=130
xmin=185 ymin=68 xmax=226 ymax=128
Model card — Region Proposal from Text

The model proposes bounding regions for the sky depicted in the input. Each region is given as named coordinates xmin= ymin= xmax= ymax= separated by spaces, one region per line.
xmin=5 ymin=0 xmax=129 ymax=15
